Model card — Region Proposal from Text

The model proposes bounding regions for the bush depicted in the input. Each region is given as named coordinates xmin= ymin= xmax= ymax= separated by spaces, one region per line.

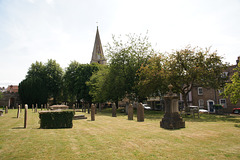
xmin=39 ymin=111 xmax=74 ymax=129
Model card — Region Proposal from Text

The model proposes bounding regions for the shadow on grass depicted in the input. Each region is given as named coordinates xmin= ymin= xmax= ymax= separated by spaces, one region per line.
xmin=97 ymin=108 xmax=240 ymax=123
xmin=12 ymin=127 xmax=25 ymax=129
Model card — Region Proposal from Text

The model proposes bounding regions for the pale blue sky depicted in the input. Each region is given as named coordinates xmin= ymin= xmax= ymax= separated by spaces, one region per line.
xmin=0 ymin=0 xmax=240 ymax=87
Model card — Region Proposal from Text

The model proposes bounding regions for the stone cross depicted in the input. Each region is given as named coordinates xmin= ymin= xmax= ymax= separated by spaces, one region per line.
xmin=128 ymin=104 xmax=133 ymax=120
xmin=137 ymin=103 xmax=144 ymax=122
xmin=112 ymin=103 xmax=117 ymax=117
xmin=24 ymin=104 xmax=28 ymax=128
xmin=91 ymin=104 xmax=95 ymax=121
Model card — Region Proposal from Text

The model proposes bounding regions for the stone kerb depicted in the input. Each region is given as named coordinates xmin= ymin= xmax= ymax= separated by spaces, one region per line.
xmin=137 ymin=103 xmax=144 ymax=122
xmin=91 ymin=104 xmax=95 ymax=121
xmin=112 ymin=103 xmax=117 ymax=117
xmin=128 ymin=104 xmax=133 ymax=120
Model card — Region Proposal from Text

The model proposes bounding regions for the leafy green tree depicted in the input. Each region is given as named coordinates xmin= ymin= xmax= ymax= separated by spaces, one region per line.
xmin=19 ymin=59 xmax=63 ymax=105
xmin=223 ymin=63 xmax=240 ymax=104
xmin=137 ymin=54 xmax=168 ymax=98
xmin=105 ymin=33 xmax=154 ymax=104
xmin=138 ymin=46 xmax=228 ymax=108
xmin=0 ymin=91 xmax=3 ymax=99
xmin=87 ymin=65 xmax=110 ymax=103
xmin=165 ymin=46 xmax=227 ymax=108
xmin=45 ymin=59 xmax=63 ymax=104
xmin=64 ymin=62 xmax=99 ymax=106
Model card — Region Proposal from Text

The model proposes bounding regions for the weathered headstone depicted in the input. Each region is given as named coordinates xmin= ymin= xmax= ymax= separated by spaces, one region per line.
xmin=91 ymin=104 xmax=95 ymax=121
xmin=137 ymin=103 xmax=144 ymax=122
xmin=73 ymin=104 xmax=76 ymax=112
xmin=44 ymin=104 xmax=47 ymax=110
xmin=35 ymin=104 xmax=38 ymax=113
xmin=24 ymin=104 xmax=28 ymax=128
xmin=160 ymin=84 xmax=185 ymax=129
xmin=0 ymin=110 xmax=3 ymax=116
xmin=41 ymin=104 xmax=43 ymax=111
xmin=17 ymin=105 xmax=20 ymax=118
xmin=5 ymin=106 xmax=8 ymax=114
xmin=128 ymin=104 xmax=133 ymax=120
xmin=47 ymin=103 xmax=50 ymax=110
xmin=32 ymin=104 xmax=34 ymax=112
xmin=112 ymin=103 xmax=117 ymax=117
xmin=125 ymin=103 xmax=129 ymax=115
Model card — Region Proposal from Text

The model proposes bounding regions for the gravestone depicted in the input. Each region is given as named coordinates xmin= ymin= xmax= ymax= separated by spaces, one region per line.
xmin=41 ymin=104 xmax=43 ymax=111
xmin=5 ymin=106 xmax=8 ymax=114
xmin=91 ymin=104 xmax=95 ymax=121
xmin=32 ymin=104 xmax=34 ymax=112
xmin=160 ymin=84 xmax=185 ymax=129
xmin=24 ymin=104 xmax=28 ymax=128
xmin=125 ymin=103 xmax=129 ymax=115
xmin=44 ymin=104 xmax=47 ymax=110
xmin=112 ymin=103 xmax=117 ymax=117
xmin=128 ymin=104 xmax=133 ymax=120
xmin=17 ymin=105 xmax=20 ymax=118
xmin=0 ymin=110 xmax=3 ymax=116
xmin=137 ymin=103 xmax=144 ymax=122
xmin=35 ymin=104 xmax=38 ymax=113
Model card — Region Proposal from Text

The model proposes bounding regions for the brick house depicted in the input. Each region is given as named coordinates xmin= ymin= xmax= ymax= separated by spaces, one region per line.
xmin=0 ymin=85 xmax=21 ymax=108
xmin=189 ymin=57 xmax=240 ymax=113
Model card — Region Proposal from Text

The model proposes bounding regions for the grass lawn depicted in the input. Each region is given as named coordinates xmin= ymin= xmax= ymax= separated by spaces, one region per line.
xmin=0 ymin=108 xmax=240 ymax=160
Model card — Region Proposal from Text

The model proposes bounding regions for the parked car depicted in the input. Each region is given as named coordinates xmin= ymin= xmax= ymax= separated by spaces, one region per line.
xmin=142 ymin=104 xmax=151 ymax=110
xmin=232 ymin=108 xmax=240 ymax=114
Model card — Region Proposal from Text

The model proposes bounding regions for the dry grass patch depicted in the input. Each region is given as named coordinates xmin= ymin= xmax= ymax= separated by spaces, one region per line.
xmin=0 ymin=109 xmax=239 ymax=160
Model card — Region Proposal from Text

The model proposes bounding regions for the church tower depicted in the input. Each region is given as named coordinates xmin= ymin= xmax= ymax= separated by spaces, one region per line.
xmin=90 ymin=26 xmax=106 ymax=64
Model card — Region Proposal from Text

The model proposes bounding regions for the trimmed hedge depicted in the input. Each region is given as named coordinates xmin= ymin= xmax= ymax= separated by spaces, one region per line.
xmin=39 ymin=111 xmax=75 ymax=129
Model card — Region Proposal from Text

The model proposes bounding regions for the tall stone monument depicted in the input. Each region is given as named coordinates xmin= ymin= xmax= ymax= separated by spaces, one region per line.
xmin=137 ymin=103 xmax=144 ymax=122
xmin=112 ymin=103 xmax=117 ymax=117
xmin=160 ymin=85 xmax=185 ymax=129
xmin=91 ymin=104 xmax=95 ymax=121
xmin=128 ymin=104 xmax=133 ymax=120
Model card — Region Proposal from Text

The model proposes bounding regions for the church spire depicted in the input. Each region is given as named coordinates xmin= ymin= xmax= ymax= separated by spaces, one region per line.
xmin=90 ymin=26 xmax=106 ymax=64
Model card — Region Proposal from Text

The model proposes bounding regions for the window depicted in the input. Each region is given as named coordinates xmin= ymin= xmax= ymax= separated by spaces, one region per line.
xmin=198 ymin=99 xmax=204 ymax=108
xmin=219 ymin=99 xmax=227 ymax=108
xmin=218 ymin=88 xmax=224 ymax=94
xmin=221 ymin=72 xmax=228 ymax=78
xmin=198 ymin=87 xmax=203 ymax=95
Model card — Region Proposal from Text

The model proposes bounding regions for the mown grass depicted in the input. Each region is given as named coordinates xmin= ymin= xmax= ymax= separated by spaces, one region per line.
xmin=0 ymin=108 xmax=240 ymax=160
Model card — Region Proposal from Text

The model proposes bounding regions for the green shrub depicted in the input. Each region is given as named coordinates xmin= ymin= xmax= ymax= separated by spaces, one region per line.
xmin=39 ymin=111 xmax=75 ymax=129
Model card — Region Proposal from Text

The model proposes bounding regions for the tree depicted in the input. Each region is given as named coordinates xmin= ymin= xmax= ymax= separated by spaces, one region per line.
xmin=137 ymin=54 xmax=168 ymax=98
xmin=45 ymin=59 xmax=63 ymax=104
xmin=223 ymin=62 xmax=240 ymax=104
xmin=64 ymin=62 xmax=99 ymax=106
xmin=105 ymin=33 xmax=154 ymax=104
xmin=87 ymin=65 xmax=111 ymax=103
xmin=0 ymin=91 xmax=2 ymax=99
xmin=19 ymin=59 xmax=63 ymax=105
xmin=138 ymin=46 xmax=228 ymax=108
xmin=165 ymin=46 xmax=227 ymax=108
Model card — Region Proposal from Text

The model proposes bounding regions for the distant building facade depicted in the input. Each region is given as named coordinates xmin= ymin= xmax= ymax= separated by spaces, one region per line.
xmin=190 ymin=57 xmax=240 ymax=113
xmin=0 ymin=85 xmax=21 ymax=108
xmin=147 ymin=57 xmax=240 ymax=113
xmin=90 ymin=27 xmax=106 ymax=64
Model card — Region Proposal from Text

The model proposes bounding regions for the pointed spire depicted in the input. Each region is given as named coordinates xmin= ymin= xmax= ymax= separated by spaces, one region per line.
xmin=90 ymin=26 xmax=106 ymax=64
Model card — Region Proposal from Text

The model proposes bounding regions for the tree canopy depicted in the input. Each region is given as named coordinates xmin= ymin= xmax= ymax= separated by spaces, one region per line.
xmin=223 ymin=63 xmax=240 ymax=104
xmin=138 ymin=46 xmax=228 ymax=107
